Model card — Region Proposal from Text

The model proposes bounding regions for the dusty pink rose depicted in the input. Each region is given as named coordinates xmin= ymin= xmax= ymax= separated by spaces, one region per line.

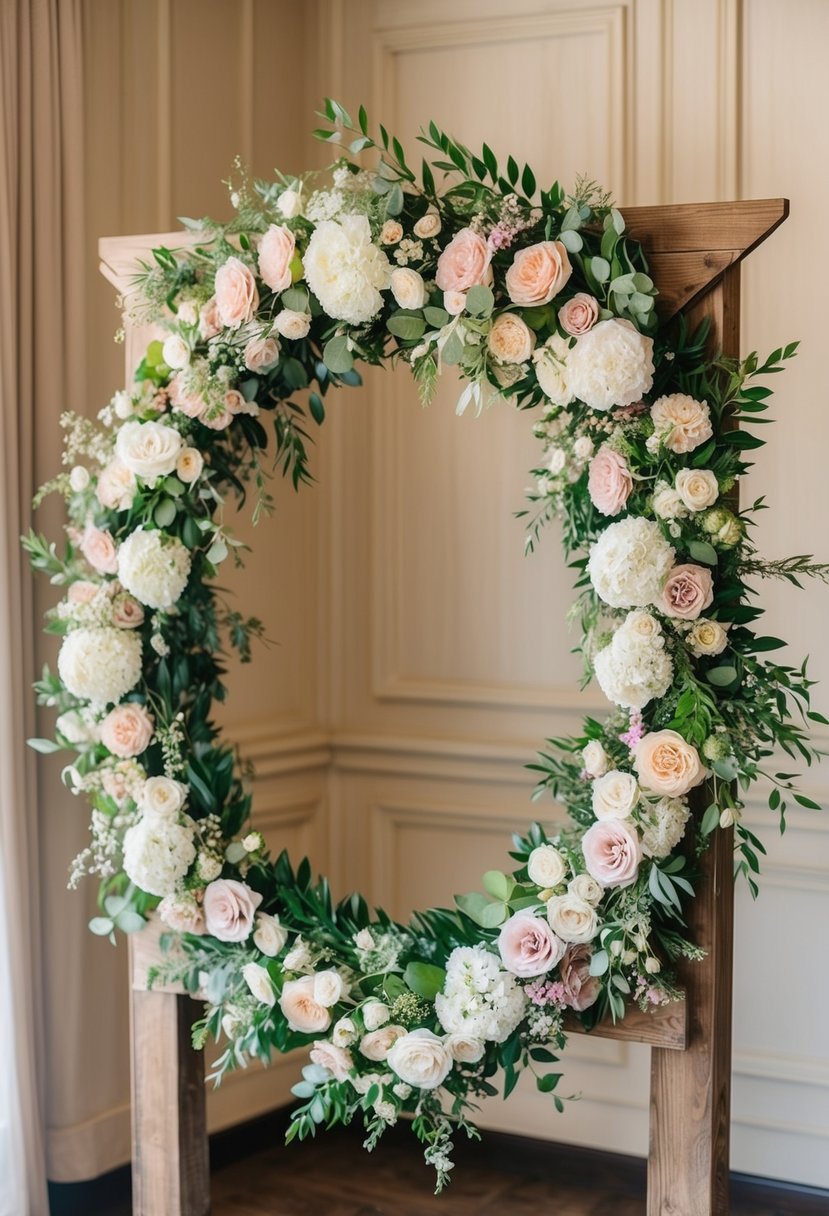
xmin=559 ymin=293 xmax=599 ymax=336
xmin=214 ymin=256 xmax=259 ymax=329
xmin=309 ymin=1041 xmax=353 ymax=1082
xmin=100 ymin=703 xmax=154 ymax=758
xmin=258 ymin=224 xmax=295 ymax=294
xmin=80 ymin=527 xmax=118 ymax=575
xmin=244 ymin=335 xmax=280 ymax=372
xmin=201 ymin=407 xmax=234 ymax=431
xmin=67 ymin=580 xmax=99 ymax=605
xmin=203 ymin=878 xmax=262 ymax=942
xmin=435 ymin=228 xmax=492 ymax=293
xmin=505 ymin=240 xmax=572 ymax=306
xmin=588 ymin=446 xmax=633 ymax=516
xmin=660 ymin=563 xmax=713 ymax=620
xmin=169 ymin=374 xmax=207 ymax=420
xmin=96 ymin=458 xmax=136 ymax=511
xmin=634 ymin=729 xmax=705 ymax=797
xmin=198 ymin=297 xmax=223 ymax=340
xmin=581 ymin=819 xmax=642 ymax=889
xmin=559 ymin=944 xmax=601 ymax=1011
xmin=112 ymin=593 xmax=145 ymax=629
xmin=224 ymin=389 xmax=247 ymax=415
xmin=280 ymin=975 xmax=332 ymax=1034
xmin=359 ymin=1024 xmax=407 ymax=1062
xmin=158 ymin=892 xmax=205 ymax=935
xmin=498 ymin=911 xmax=564 ymax=978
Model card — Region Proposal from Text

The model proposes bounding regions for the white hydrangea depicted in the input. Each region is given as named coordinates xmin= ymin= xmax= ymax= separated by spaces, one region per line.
xmin=639 ymin=797 xmax=691 ymax=859
xmin=117 ymin=528 xmax=191 ymax=610
xmin=593 ymin=611 xmax=674 ymax=710
xmin=587 ymin=517 xmax=675 ymax=609
xmin=58 ymin=627 xmax=142 ymax=706
xmin=303 ymin=214 xmax=391 ymax=325
xmin=567 ymin=319 xmax=654 ymax=411
xmin=434 ymin=945 xmax=526 ymax=1044
xmin=122 ymin=813 xmax=196 ymax=897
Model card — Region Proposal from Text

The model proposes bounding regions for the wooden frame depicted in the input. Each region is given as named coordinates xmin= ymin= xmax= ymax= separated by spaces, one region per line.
xmin=106 ymin=196 xmax=789 ymax=1216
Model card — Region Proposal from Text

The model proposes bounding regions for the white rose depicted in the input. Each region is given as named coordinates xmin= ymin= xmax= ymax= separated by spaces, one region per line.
xmin=675 ymin=467 xmax=719 ymax=512
xmin=652 ymin=480 xmax=688 ymax=519
xmin=443 ymin=290 xmax=466 ymax=316
xmin=444 ymin=1034 xmax=485 ymax=1063
xmin=687 ymin=618 xmax=729 ymax=657
xmin=112 ymin=390 xmax=133 ymax=419
xmin=56 ymin=709 xmax=100 ymax=746
xmin=332 ymin=1017 xmax=357 ymax=1047
xmin=362 ymin=1000 xmax=390 ymax=1031
xmin=69 ymin=465 xmax=89 ymax=492
xmin=546 ymin=894 xmax=599 ymax=944
xmin=313 ymin=970 xmax=345 ymax=1008
xmin=592 ymin=770 xmax=640 ymax=820
xmin=253 ymin=912 xmax=288 ymax=957
xmin=568 ymin=873 xmax=604 ymax=904
xmin=533 ymin=333 xmax=573 ymax=405
xmin=141 ymin=775 xmax=187 ymax=819
xmin=390 ymin=267 xmax=426 ymax=310
xmin=487 ymin=313 xmax=535 ymax=364
xmin=242 ymin=962 xmax=276 ymax=1006
xmin=176 ymin=447 xmax=203 ymax=483
xmin=414 ymin=211 xmax=442 ymax=239
xmin=162 ymin=334 xmax=191 ymax=370
xmin=355 ymin=928 xmax=375 ymax=951
xmin=277 ymin=188 xmax=302 ymax=218
xmin=582 ymin=740 xmax=609 ymax=778
xmin=273 ymin=309 xmax=311 ymax=340
xmin=387 ymin=1028 xmax=452 ymax=1090
xmin=116 ymin=420 xmax=183 ymax=486
xmin=177 ymin=301 xmax=198 ymax=326
xmin=527 ymin=845 xmax=567 ymax=888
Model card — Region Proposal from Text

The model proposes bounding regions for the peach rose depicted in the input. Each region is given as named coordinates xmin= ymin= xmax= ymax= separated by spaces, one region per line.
xmin=359 ymin=1024 xmax=407 ymax=1062
xmin=198 ymin=297 xmax=223 ymax=340
xmin=169 ymin=374 xmax=207 ymax=420
xmin=660 ymin=563 xmax=714 ymax=620
xmin=100 ymin=703 xmax=154 ymax=757
xmin=650 ymin=394 xmax=713 ymax=454
xmin=258 ymin=224 xmax=295 ymax=294
xmin=559 ymin=293 xmax=599 ymax=336
xmin=581 ymin=818 xmax=642 ymax=888
xmin=435 ymin=228 xmax=492 ymax=292
xmin=214 ymin=256 xmax=259 ymax=329
xmin=505 ymin=240 xmax=572 ymax=306
xmin=443 ymin=289 xmax=467 ymax=315
xmin=587 ymin=445 xmax=633 ymax=516
xmin=635 ymin=730 xmax=705 ymax=797
xmin=498 ymin=910 xmax=564 ymax=978
xmin=67 ymin=580 xmax=99 ymax=605
xmin=380 ymin=220 xmax=403 ymax=245
xmin=244 ymin=335 xmax=280 ymax=372
xmin=309 ymin=1041 xmax=353 ymax=1082
xmin=487 ymin=313 xmax=535 ymax=364
xmin=96 ymin=459 xmax=136 ymax=512
xmin=112 ymin=593 xmax=145 ymax=629
xmin=80 ymin=527 xmax=118 ymax=574
xmin=224 ymin=390 xmax=247 ymax=415
xmin=201 ymin=407 xmax=234 ymax=431
xmin=559 ymin=943 xmax=601 ymax=1011
xmin=203 ymin=878 xmax=262 ymax=942
xmin=279 ymin=975 xmax=332 ymax=1034
xmin=414 ymin=211 xmax=441 ymax=240
xmin=176 ymin=447 xmax=204 ymax=484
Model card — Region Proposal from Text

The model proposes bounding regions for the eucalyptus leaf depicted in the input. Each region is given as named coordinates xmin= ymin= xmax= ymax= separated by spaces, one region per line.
xmin=707 ymin=666 xmax=739 ymax=687
xmin=465 ymin=285 xmax=494 ymax=317
xmin=154 ymin=498 xmax=177 ymax=528
xmin=323 ymin=334 xmax=353 ymax=374
xmin=558 ymin=228 xmax=583 ymax=253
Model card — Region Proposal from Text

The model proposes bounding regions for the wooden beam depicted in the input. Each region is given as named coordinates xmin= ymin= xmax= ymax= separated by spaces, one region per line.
xmin=565 ymin=1000 xmax=687 ymax=1051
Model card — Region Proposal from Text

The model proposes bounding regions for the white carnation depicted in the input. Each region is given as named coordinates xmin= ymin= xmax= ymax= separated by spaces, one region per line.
xmin=58 ymin=627 xmax=142 ymax=706
xmin=593 ymin=610 xmax=674 ymax=710
xmin=122 ymin=814 xmax=196 ymax=897
xmin=116 ymin=420 xmax=183 ymax=486
xmin=588 ymin=517 xmax=675 ymax=609
xmin=639 ymin=797 xmax=691 ymax=859
xmin=567 ymin=319 xmax=654 ymax=411
xmin=434 ymin=945 xmax=526 ymax=1044
xmin=118 ymin=528 xmax=192 ymax=610
xmin=303 ymin=214 xmax=391 ymax=325
xmin=532 ymin=333 xmax=573 ymax=405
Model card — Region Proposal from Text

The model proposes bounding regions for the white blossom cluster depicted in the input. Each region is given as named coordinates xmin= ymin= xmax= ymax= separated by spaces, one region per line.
xmin=593 ymin=610 xmax=674 ymax=710
xmin=434 ymin=945 xmax=526 ymax=1044
xmin=57 ymin=627 xmax=142 ymax=705
xmin=587 ymin=516 xmax=675 ymax=609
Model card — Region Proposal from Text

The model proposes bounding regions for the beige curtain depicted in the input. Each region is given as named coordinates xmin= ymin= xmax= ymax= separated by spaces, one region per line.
xmin=0 ymin=1 xmax=85 ymax=1211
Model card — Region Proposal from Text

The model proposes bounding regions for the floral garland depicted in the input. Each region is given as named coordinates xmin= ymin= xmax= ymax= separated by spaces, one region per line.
xmin=26 ymin=101 xmax=827 ymax=1190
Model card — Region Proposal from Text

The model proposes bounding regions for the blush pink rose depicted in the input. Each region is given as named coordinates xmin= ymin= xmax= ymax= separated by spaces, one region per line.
xmin=244 ymin=335 xmax=280 ymax=372
xmin=100 ymin=702 xmax=154 ymax=758
xmin=581 ymin=819 xmax=642 ymax=889
xmin=435 ymin=228 xmax=492 ymax=293
xmin=258 ymin=224 xmax=296 ymax=294
xmin=498 ymin=911 xmax=564 ymax=978
xmin=80 ymin=527 xmax=118 ymax=574
xmin=96 ymin=459 xmax=136 ymax=511
xmin=280 ymin=975 xmax=332 ymax=1034
xmin=67 ymin=580 xmax=99 ymax=605
xmin=169 ymin=374 xmax=207 ymax=420
xmin=359 ymin=1024 xmax=407 ymax=1061
xmin=203 ymin=878 xmax=262 ymax=942
xmin=198 ymin=297 xmax=222 ymax=340
xmin=505 ymin=240 xmax=572 ymax=306
xmin=559 ymin=293 xmax=599 ymax=336
xmin=588 ymin=446 xmax=634 ymax=516
xmin=214 ymin=256 xmax=259 ymax=329
xmin=559 ymin=943 xmax=601 ymax=1012
xmin=309 ymin=1041 xmax=353 ymax=1082
xmin=634 ymin=729 xmax=705 ymax=797
xmin=201 ymin=407 xmax=234 ymax=431
xmin=223 ymin=389 xmax=247 ymax=415
xmin=660 ymin=563 xmax=714 ymax=620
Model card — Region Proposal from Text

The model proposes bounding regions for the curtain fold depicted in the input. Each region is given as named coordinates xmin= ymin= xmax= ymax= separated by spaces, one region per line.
xmin=0 ymin=1 xmax=86 ymax=1211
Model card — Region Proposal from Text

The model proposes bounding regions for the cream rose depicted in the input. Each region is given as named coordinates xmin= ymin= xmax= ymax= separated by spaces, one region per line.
xmin=581 ymin=819 xmax=643 ymax=888
xmin=650 ymin=394 xmax=713 ymax=454
xmin=277 ymin=188 xmax=302 ymax=219
xmin=100 ymin=703 xmax=154 ymax=758
xmin=443 ymin=289 xmax=467 ymax=316
xmin=279 ymin=975 xmax=331 ymax=1034
xmin=532 ymin=333 xmax=574 ymax=405
xmin=546 ymin=894 xmax=599 ymax=944
xmin=140 ymin=776 xmax=187 ymax=818
xmin=253 ymin=912 xmax=288 ymax=957
xmin=362 ymin=1000 xmax=390 ymax=1031
xmin=527 ymin=844 xmax=567 ymax=889
xmin=380 ymin=220 xmax=403 ymax=245
xmin=559 ymin=293 xmax=599 ymax=336
xmin=660 ymin=563 xmax=714 ymax=620
xmin=390 ymin=267 xmax=426 ymax=311
xmin=568 ymin=873 xmax=604 ymax=905
xmin=116 ymin=420 xmax=183 ymax=486
xmin=505 ymin=240 xmax=572 ymax=306
xmin=359 ymin=1024 xmax=407 ymax=1061
xmin=258 ymin=224 xmax=295 ymax=294
xmin=435 ymin=228 xmax=492 ymax=293
xmin=635 ymin=729 xmax=705 ymax=796
xmin=387 ymin=1029 xmax=452 ymax=1090
xmin=244 ymin=335 xmax=280 ymax=372
xmin=675 ymin=468 xmax=719 ymax=512
xmin=80 ymin=527 xmax=118 ymax=575
xmin=588 ymin=446 xmax=634 ymax=517
xmin=332 ymin=1017 xmax=357 ymax=1047
xmin=313 ymin=970 xmax=345 ymax=1008
xmin=414 ymin=211 xmax=442 ymax=240
xmin=497 ymin=910 xmax=564 ymax=978
xmin=69 ymin=465 xmax=89 ymax=492
xmin=309 ymin=1041 xmax=352 ymax=1082
xmin=96 ymin=459 xmax=136 ymax=511
xmin=444 ymin=1034 xmax=484 ymax=1064
xmin=592 ymin=770 xmax=640 ymax=820
xmin=203 ymin=878 xmax=262 ymax=942
xmin=214 ymin=256 xmax=259 ymax=329
xmin=487 ymin=312 xmax=535 ymax=364
xmin=162 ymin=334 xmax=190 ymax=370
xmin=242 ymin=961 xmax=276 ymax=1007
xmin=652 ymin=480 xmax=688 ymax=520
xmin=273 ymin=309 xmax=311 ymax=340
xmin=687 ymin=618 xmax=729 ymax=657
xmin=582 ymin=740 xmax=609 ymax=778
xmin=176 ymin=447 xmax=204 ymax=483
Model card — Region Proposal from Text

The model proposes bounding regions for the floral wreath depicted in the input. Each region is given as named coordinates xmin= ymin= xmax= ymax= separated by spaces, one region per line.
xmin=26 ymin=101 xmax=827 ymax=1190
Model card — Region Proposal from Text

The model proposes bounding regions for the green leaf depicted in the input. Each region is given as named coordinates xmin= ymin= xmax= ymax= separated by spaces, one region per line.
xmin=385 ymin=184 xmax=404 ymax=216
xmin=588 ymin=949 xmax=609 ymax=977
xmin=455 ymin=891 xmax=491 ymax=925
xmin=688 ymin=540 xmax=719 ymax=566
xmin=521 ymin=164 xmax=536 ymax=198
xmin=403 ymin=962 xmax=446 ymax=1000
xmin=89 ymin=917 xmax=114 ymax=937
xmin=441 ymin=330 xmax=465 ymax=365
xmin=423 ymin=306 xmax=449 ymax=327
xmin=479 ymin=900 xmax=508 ymax=929
xmin=482 ymin=870 xmax=514 ymax=901
xmin=707 ymin=666 xmax=739 ymax=688
xmin=387 ymin=313 xmax=427 ymax=341
xmin=701 ymin=803 xmax=721 ymax=836
xmin=465 ymin=285 xmax=494 ymax=317
xmin=281 ymin=286 xmax=310 ymax=312
xmin=309 ymin=392 xmax=325 ymax=425
xmin=27 ymin=737 xmax=63 ymax=754
xmin=713 ymin=756 xmax=740 ymax=781
xmin=590 ymin=256 xmax=611 ymax=283
xmin=115 ymin=909 xmax=146 ymax=934
xmin=536 ymin=1072 xmax=561 ymax=1093
xmin=558 ymin=229 xmax=583 ymax=253
xmin=323 ymin=335 xmax=354 ymax=374
xmin=154 ymin=498 xmax=177 ymax=528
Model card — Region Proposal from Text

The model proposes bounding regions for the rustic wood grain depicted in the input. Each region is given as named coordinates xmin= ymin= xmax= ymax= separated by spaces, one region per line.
xmin=565 ymin=999 xmax=687 ymax=1050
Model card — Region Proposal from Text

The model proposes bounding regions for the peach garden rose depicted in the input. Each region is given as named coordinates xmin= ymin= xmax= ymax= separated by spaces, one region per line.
xmin=100 ymin=702 xmax=154 ymax=758
xmin=279 ymin=975 xmax=332 ymax=1034
xmin=435 ymin=227 xmax=492 ymax=293
xmin=635 ymin=729 xmax=705 ymax=797
xmin=258 ymin=223 xmax=295 ymax=294
xmin=214 ymin=255 xmax=260 ymax=329
xmin=505 ymin=240 xmax=572 ymax=306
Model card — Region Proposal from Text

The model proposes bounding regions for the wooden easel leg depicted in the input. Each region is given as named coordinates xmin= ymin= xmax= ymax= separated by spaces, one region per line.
xmin=130 ymin=989 xmax=210 ymax=1216
xmin=647 ymin=825 xmax=734 ymax=1215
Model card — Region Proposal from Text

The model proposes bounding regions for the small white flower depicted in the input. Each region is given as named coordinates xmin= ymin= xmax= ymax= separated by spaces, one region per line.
xmin=196 ymin=853 xmax=222 ymax=882
xmin=253 ymin=912 xmax=288 ymax=957
xmin=273 ymin=309 xmax=311 ymax=340
xmin=390 ymin=267 xmax=426 ymax=310
xmin=573 ymin=436 xmax=594 ymax=460
xmin=277 ymin=188 xmax=302 ymax=219
xmin=548 ymin=446 xmax=566 ymax=475
xmin=69 ymin=465 xmax=90 ymax=492
xmin=355 ymin=928 xmax=375 ymax=951
xmin=162 ymin=334 xmax=191 ymax=370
